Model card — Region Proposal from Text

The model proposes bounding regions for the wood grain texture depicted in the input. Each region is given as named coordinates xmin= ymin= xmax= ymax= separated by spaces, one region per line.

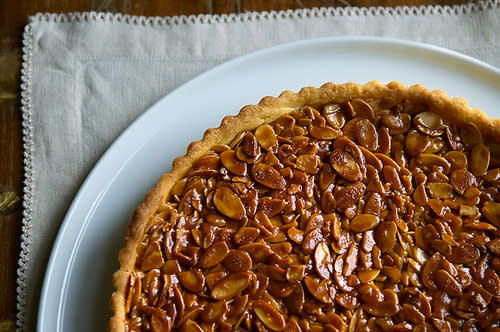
xmin=0 ymin=0 xmax=473 ymax=329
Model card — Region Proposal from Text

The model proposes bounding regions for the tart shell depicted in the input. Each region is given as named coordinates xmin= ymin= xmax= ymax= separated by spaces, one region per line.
xmin=109 ymin=80 xmax=499 ymax=331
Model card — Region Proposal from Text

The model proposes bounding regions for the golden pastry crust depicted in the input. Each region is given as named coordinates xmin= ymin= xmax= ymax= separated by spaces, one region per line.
xmin=109 ymin=80 xmax=500 ymax=331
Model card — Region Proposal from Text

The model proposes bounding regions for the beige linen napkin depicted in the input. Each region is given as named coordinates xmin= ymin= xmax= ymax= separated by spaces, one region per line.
xmin=19 ymin=2 xmax=500 ymax=331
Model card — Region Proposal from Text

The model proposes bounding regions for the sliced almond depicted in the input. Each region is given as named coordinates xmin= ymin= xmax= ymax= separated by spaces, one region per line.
xmin=304 ymin=276 xmax=332 ymax=304
xmin=350 ymin=214 xmax=379 ymax=233
xmin=314 ymin=241 xmax=333 ymax=280
xmin=255 ymin=124 xmax=277 ymax=151
xmin=211 ymin=272 xmax=251 ymax=300
xmin=199 ymin=241 xmax=230 ymax=269
xmin=213 ymin=186 xmax=246 ymax=221
xmin=252 ymin=300 xmax=286 ymax=331
xmin=251 ymin=163 xmax=287 ymax=190
xmin=178 ymin=269 xmax=205 ymax=293
xmin=329 ymin=149 xmax=362 ymax=182
xmin=223 ymin=249 xmax=252 ymax=272
xmin=220 ymin=150 xmax=247 ymax=176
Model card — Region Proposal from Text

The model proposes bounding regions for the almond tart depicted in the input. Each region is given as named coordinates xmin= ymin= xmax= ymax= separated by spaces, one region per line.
xmin=110 ymin=81 xmax=500 ymax=332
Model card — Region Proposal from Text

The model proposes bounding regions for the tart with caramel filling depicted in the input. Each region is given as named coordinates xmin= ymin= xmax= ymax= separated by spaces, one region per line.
xmin=110 ymin=81 xmax=500 ymax=331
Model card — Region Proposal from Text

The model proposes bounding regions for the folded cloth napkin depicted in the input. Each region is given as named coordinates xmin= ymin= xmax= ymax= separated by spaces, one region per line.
xmin=19 ymin=2 xmax=500 ymax=331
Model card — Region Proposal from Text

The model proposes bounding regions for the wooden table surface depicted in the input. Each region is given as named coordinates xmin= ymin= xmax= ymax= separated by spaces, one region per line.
xmin=0 ymin=0 xmax=470 ymax=331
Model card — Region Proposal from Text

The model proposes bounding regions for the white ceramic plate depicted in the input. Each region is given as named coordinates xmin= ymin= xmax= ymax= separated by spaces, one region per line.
xmin=37 ymin=36 xmax=500 ymax=331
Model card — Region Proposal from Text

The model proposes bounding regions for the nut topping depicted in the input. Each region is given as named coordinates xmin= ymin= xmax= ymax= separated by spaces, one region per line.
xmin=329 ymin=149 xmax=362 ymax=182
xmin=223 ymin=249 xmax=252 ymax=272
xmin=211 ymin=272 xmax=251 ymax=300
xmin=314 ymin=241 xmax=333 ymax=280
xmin=304 ymin=276 xmax=332 ymax=304
xmin=363 ymin=289 xmax=400 ymax=317
xmin=323 ymin=103 xmax=345 ymax=129
xmin=461 ymin=122 xmax=483 ymax=147
xmin=470 ymin=143 xmax=490 ymax=176
xmin=255 ymin=124 xmax=277 ymax=151
xmin=251 ymin=163 xmax=287 ymax=189
xmin=213 ymin=187 xmax=246 ymax=221
xmin=382 ymin=112 xmax=411 ymax=135
xmin=198 ymin=241 xmax=229 ymax=269
xmin=220 ymin=150 xmax=247 ymax=176
xmin=252 ymin=300 xmax=286 ymax=331
xmin=414 ymin=111 xmax=445 ymax=135
xmin=353 ymin=119 xmax=378 ymax=151
xmin=123 ymin=93 xmax=500 ymax=332
xmin=178 ymin=269 xmax=205 ymax=293
xmin=406 ymin=129 xmax=431 ymax=157
xmin=482 ymin=201 xmax=500 ymax=227
xmin=350 ymin=214 xmax=379 ymax=233
xmin=349 ymin=98 xmax=375 ymax=121
xmin=450 ymin=169 xmax=477 ymax=195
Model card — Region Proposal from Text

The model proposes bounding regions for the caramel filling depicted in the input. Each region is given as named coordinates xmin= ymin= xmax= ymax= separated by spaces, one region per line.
xmin=125 ymin=97 xmax=500 ymax=331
